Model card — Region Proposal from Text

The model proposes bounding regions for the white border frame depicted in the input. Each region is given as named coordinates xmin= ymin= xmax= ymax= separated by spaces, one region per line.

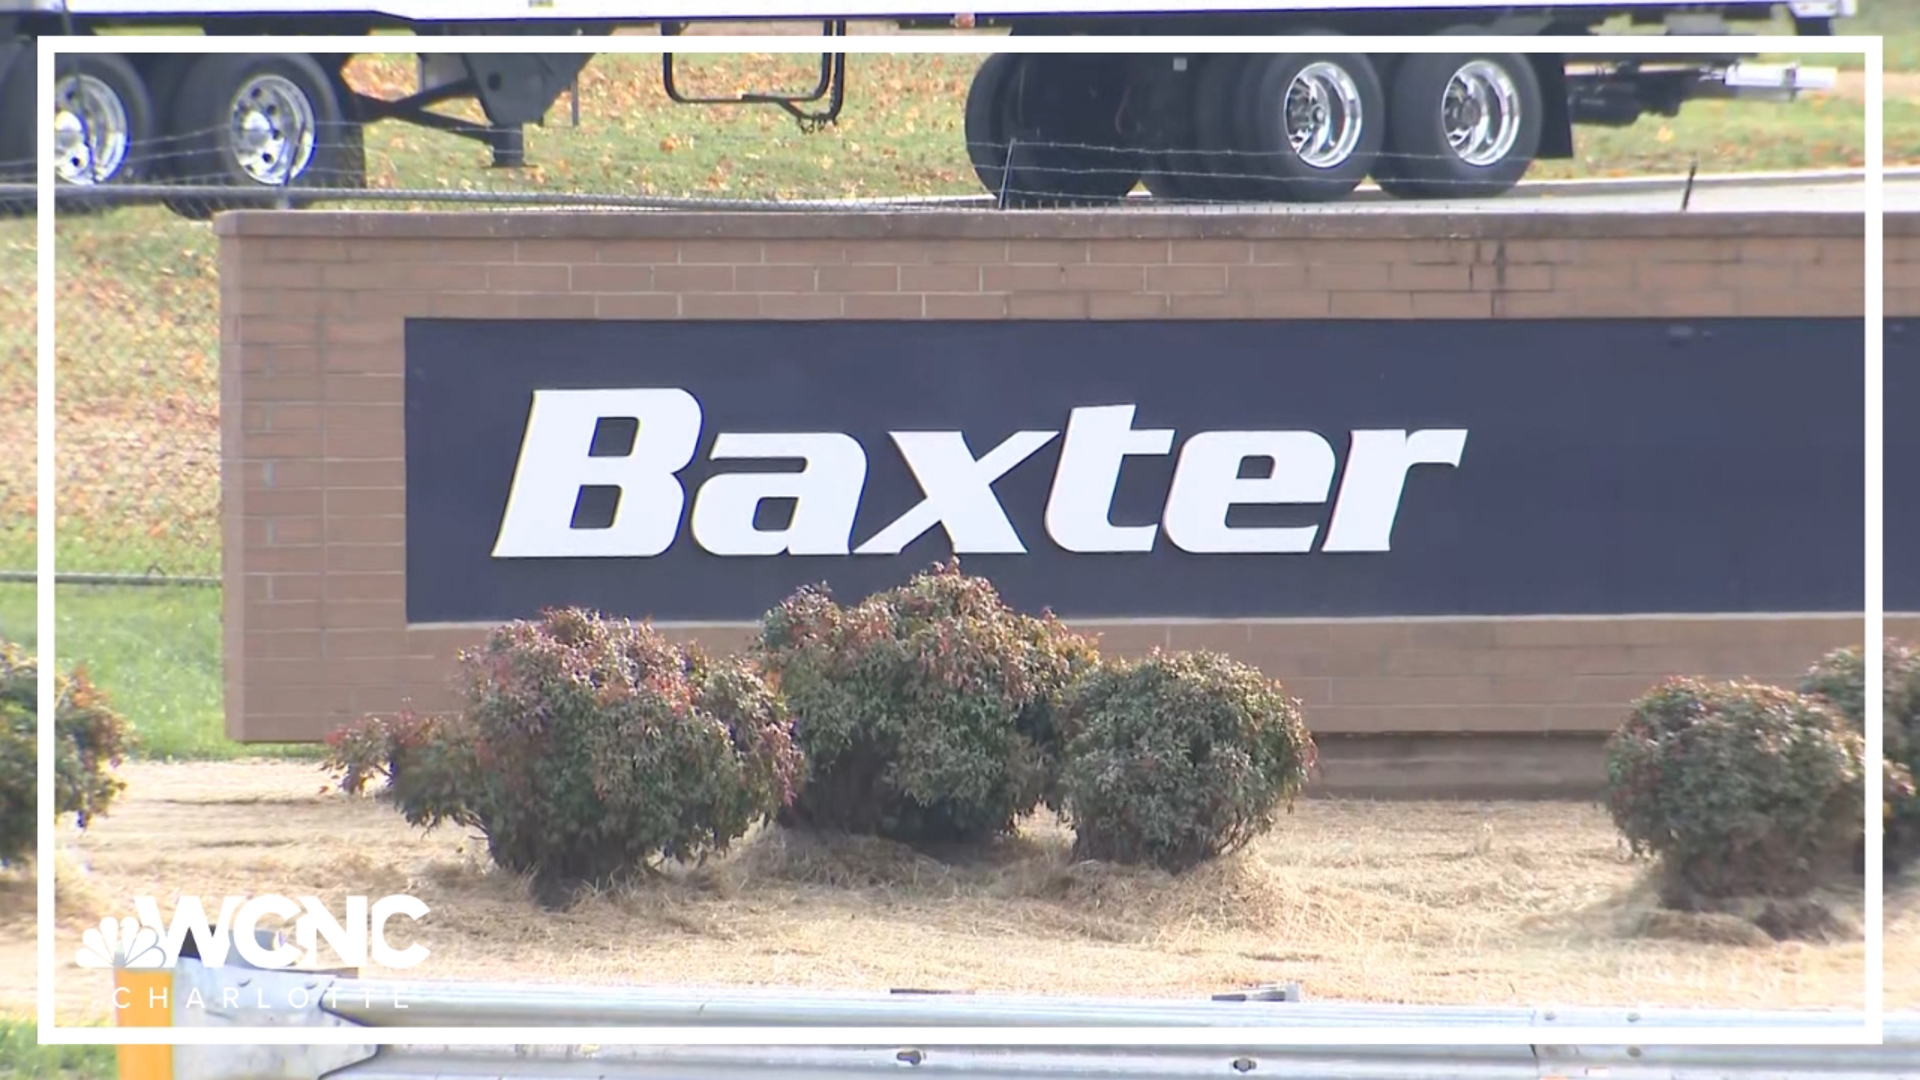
xmin=9 ymin=0 xmax=1881 ymax=17
xmin=34 ymin=29 xmax=1885 ymax=1048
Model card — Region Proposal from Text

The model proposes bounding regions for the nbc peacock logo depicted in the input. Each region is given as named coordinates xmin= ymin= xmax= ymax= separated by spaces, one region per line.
xmin=75 ymin=916 xmax=168 ymax=970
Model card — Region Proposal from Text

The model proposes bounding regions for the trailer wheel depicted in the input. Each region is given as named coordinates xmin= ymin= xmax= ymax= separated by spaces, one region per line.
xmin=0 ymin=45 xmax=32 ymax=216
xmin=160 ymin=53 xmax=350 ymax=220
xmin=1374 ymin=51 xmax=1543 ymax=200
xmin=50 ymin=54 xmax=157 ymax=213
xmin=1238 ymin=48 xmax=1384 ymax=202
xmin=964 ymin=53 xmax=1137 ymax=207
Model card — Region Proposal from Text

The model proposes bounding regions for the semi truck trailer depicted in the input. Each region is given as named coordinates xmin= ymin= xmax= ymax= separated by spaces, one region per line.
xmin=0 ymin=1 xmax=1850 ymax=214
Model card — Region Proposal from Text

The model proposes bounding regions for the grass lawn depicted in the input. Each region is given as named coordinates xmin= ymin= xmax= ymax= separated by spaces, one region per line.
xmin=45 ymin=584 xmax=237 ymax=762
xmin=0 ymin=585 xmax=33 ymax=652
xmin=1825 ymin=4 xmax=1920 ymax=71
xmin=1717 ymin=5 xmax=1920 ymax=71
xmin=0 ymin=580 xmax=312 ymax=762
xmin=0 ymin=1019 xmax=114 ymax=1080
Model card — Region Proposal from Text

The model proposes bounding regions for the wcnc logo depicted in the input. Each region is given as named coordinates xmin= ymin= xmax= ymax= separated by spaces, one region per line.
xmin=75 ymin=894 xmax=430 ymax=971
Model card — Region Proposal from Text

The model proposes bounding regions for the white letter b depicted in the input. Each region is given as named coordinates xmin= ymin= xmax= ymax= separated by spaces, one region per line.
xmin=491 ymin=389 xmax=703 ymax=559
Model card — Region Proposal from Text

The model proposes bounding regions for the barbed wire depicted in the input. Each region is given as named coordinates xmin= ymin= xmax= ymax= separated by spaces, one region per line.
xmin=2 ymin=123 xmax=1867 ymax=213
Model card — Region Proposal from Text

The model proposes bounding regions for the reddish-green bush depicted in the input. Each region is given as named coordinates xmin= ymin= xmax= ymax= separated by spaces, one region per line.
xmin=1891 ymin=643 xmax=1920 ymax=871
xmin=0 ymin=643 xmax=133 ymax=868
xmin=1054 ymin=649 xmax=1315 ymax=873
xmin=756 ymin=560 xmax=1100 ymax=845
xmin=0 ymin=645 xmax=31 ymax=867
xmin=1799 ymin=640 xmax=1920 ymax=871
xmin=1605 ymin=677 xmax=1864 ymax=901
xmin=52 ymin=665 xmax=132 ymax=832
xmin=325 ymin=609 xmax=802 ymax=894
xmin=324 ymin=708 xmax=479 ymax=832
xmin=1800 ymin=644 xmax=1867 ymax=724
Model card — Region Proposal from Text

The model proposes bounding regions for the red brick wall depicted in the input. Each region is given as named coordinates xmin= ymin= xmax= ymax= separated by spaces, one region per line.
xmin=214 ymin=208 xmax=1903 ymax=796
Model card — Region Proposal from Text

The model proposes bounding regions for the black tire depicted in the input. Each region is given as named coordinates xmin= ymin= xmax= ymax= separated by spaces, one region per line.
xmin=964 ymin=52 xmax=1020 ymax=198
xmin=1239 ymin=49 xmax=1385 ymax=203
xmin=49 ymin=54 xmax=158 ymax=214
xmin=1374 ymin=50 xmax=1544 ymax=200
xmin=969 ymin=53 xmax=1138 ymax=207
xmin=1140 ymin=58 xmax=1205 ymax=204
xmin=1142 ymin=152 xmax=1204 ymax=202
xmin=0 ymin=44 xmax=33 ymax=217
xmin=160 ymin=52 xmax=351 ymax=220
xmin=135 ymin=53 xmax=197 ymax=178
xmin=1189 ymin=54 xmax=1262 ymax=204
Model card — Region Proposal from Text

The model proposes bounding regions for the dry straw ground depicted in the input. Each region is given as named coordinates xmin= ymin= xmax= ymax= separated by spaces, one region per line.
xmin=1 ymin=761 xmax=1908 ymax=1023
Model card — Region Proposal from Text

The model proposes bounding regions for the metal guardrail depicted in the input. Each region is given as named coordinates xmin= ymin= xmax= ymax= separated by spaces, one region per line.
xmin=318 ymin=983 xmax=1891 ymax=1033
xmin=132 ymin=957 xmax=1920 ymax=1080
xmin=327 ymin=1042 xmax=1920 ymax=1080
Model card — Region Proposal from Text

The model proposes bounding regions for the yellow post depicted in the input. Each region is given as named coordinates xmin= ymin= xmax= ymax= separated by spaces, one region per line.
xmin=113 ymin=969 xmax=173 ymax=1080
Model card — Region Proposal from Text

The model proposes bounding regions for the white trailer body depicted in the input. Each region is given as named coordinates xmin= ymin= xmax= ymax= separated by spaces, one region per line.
xmin=0 ymin=0 xmax=1861 ymax=19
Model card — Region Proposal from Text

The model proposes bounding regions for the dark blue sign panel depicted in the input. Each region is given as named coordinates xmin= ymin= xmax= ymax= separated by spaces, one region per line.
xmin=1891 ymin=320 xmax=1918 ymax=614
xmin=403 ymin=318 xmax=1866 ymax=624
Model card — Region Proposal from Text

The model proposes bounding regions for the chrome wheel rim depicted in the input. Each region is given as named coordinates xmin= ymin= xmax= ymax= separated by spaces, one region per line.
xmin=52 ymin=74 xmax=130 ymax=185
xmin=1283 ymin=61 xmax=1364 ymax=170
xmin=1444 ymin=60 xmax=1522 ymax=168
xmin=228 ymin=73 xmax=317 ymax=185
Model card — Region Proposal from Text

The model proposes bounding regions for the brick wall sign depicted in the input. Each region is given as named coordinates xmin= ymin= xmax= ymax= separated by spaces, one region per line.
xmin=217 ymin=209 xmax=1896 ymax=796
xmin=405 ymin=316 xmax=1865 ymax=626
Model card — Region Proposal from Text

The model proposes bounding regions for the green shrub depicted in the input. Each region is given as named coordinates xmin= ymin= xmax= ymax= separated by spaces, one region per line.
xmin=1890 ymin=643 xmax=1920 ymax=870
xmin=1054 ymin=649 xmax=1315 ymax=873
xmin=1800 ymin=644 xmax=1866 ymax=724
xmin=1605 ymin=677 xmax=1864 ymax=901
xmin=0 ymin=642 xmax=133 ymax=868
xmin=0 ymin=641 xmax=29 ymax=713
xmin=324 ymin=609 xmax=803 ymax=894
xmin=52 ymin=665 xmax=132 ymax=832
xmin=757 ymin=559 xmax=1100 ymax=845
xmin=1799 ymin=640 xmax=1920 ymax=871
xmin=0 ymin=696 xmax=31 ymax=867
xmin=323 ymin=708 xmax=479 ymax=832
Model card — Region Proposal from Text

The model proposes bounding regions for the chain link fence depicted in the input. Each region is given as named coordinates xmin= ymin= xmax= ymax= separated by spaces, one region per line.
xmin=0 ymin=219 xmax=32 ymax=650
xmin=0 ymin=44 xmax=1876 ymax=751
